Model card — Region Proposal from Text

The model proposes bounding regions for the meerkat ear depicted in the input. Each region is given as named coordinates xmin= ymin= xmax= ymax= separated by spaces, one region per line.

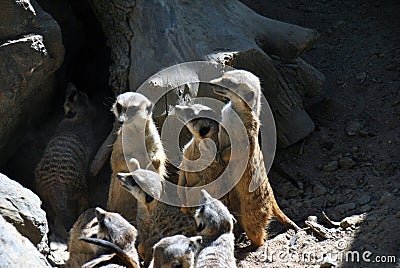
xmin=189 ymin=235 xmax=202 ymax=248
xmin=66 ymin=83 xmax=78 ymax=101
xmin=95 ymin=207 xmax=106 ymax=223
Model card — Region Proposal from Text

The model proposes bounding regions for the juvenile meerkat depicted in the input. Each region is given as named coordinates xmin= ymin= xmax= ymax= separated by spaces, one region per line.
xmin=174 ymin=104 xmax=227 ymax=214
xmin=194 ymin=190 xmax=236 ymax=268
xmin=106 ymin=92 xmax=167 ymax=223
xmin=149 ymin=235 xmax=202 ymax=268
xmin=80 ymin=207 xmax=139 ymax=268
xmin=211 ymin=70 xmax=299 ymax=247
xmin=35 ymin=83 xmax=95 ymax=239
xmin=117 ymin=166 xmax=197 ymax=267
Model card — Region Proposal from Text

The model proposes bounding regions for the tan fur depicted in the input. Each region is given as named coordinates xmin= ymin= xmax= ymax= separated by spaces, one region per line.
xmin=117 ymin=169 xmax=197 ymax=267
xmin=149 ymin=235 xmax=202 ymax=268
xmin=211 ymin=70 xmax=299 ymax=247
xmin=68 ymin=208 xmax=139 ymax=268
xmin=194 ymin=190 xmax=236 ymax=268
xmin=66 ymin=208 xmax=101 ymax=267
xmin=174 ymin=104 xmax=227 ymax=215
xmin=94 ymin=207 xmax=139 ymax=267
xmin=35 ymin=83 xmax=95 ymax=239
xmin=107 ymin=92 xmax=167 ymax=224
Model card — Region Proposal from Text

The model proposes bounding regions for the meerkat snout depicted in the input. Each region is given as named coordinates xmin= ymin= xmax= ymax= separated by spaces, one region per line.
xmin=112 ymin=92 xmax=153 ymax=123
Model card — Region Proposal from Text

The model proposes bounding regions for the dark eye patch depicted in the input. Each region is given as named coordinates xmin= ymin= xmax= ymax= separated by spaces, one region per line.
xmin=199 ymin=126 xmax=211 ymax=137
xmin=116 ymin=103 xmax=122 ymax=114
xmin=145 ymin=194 xmax=154 ymax=203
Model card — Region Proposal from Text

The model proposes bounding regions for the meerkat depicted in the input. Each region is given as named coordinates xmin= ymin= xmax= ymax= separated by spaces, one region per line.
xmin=117 ymin=166 xmax=197 ymax=267
xmin=148 ymin=235 xmax=202 ymax=268
xmin=35 ymin=83 xmax=95 ymax=239
xmin=173 ymin=104 xmax=227 ymax=214
xmin=105 ymin=92 xmax=167 ymax=223
xmin=194 ymin=190 xmax=236 ymax=268
xmin=80 ymin=207 xmax=139 ymax=268
xmin=67 ymin=208 xmax=101 ymax=267
xmin=211 ymin=70 xmax=299 ymax=247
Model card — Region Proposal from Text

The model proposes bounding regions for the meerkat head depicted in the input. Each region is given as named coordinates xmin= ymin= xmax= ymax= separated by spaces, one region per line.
xmin=152 ymin=235 xmax=202 ymax=268
xmin=174 ymin=104 xmax=219 ymax=140
xmin=117 ymin=169 xmax=163 ymax=205
xmin=210 ymin=70 xmax=261 ymax=115
xmin=95 ymin=207 xmax=137 ymax=245
xmin=194 ymin=190 xmax=235 ymax=237
xmin=64 ymin=83 xmax=95 ymax=119
xmin=112 ymin=92 xmax=153 ymax=124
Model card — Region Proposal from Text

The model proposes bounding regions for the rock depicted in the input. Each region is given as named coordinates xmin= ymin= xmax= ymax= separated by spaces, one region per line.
xmin=335 ymin=203 xmax=356 ymax=214
xmin=0 ymin=215 xmax=51 ymax=267
xmin=339 ymin=157 xmax=356 ymax=169
xmin=280 ymin=199 xmax=289 ymax=208
xmin=0 ymin=174 xmax=49 ymax=254
xmin=357 ymin=194 xmax=371 ymax=205
xmin=0 ymin=0 xmax=64 ymax=164
xmin=345 ymin=121 xmax=362 ymax=136
xmin=379 ymin=192 xmax=394 ymax=205
xmin=307 ymin=215 xmax=318 ymax=222
xmin=323 ymin=161 xmax=339 ymax=172
xmin=358 ymin=130 xmax=369 ymax=137
xmin=0 ymin=0 xmax=38 ymax=39
xmin=340 ymin=213 xmax=367 ymax=228
xmin=360 ymin=204 xmax=372 ymax=212
xmin=313 ymin=183 xmax=327 ymax=196
xmin=320 ymin=254 xmax=337 ymax=268
xmin=355 ymin=71 xmax=367 ymax=82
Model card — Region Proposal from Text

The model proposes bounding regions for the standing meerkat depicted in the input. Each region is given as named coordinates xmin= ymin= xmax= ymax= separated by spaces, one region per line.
xmin=117 ymin=166 xmax=197 ymax=267
xmin=106 ymin=92 xmax=167 ymax=223
xmin=194 ymin=190 xmax=236 ymax=268
xmin=174 ymin=104 xmax=227 ymax=214
xmin=35 ymin=83 xmax=95 ymax=239
xmin=211 ymin=70 xmax=299 ymax=247
xmin=149 ymin=234 xmax=202 ymax=268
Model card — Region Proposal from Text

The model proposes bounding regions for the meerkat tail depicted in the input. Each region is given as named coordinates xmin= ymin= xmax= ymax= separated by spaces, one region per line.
xmin=80 ymin=238 xmax=138 ymax=268
xmin=89 ymin=121 xmax=121 ymax=176
xmin=269 ymin=185 xmax=300 ymax=231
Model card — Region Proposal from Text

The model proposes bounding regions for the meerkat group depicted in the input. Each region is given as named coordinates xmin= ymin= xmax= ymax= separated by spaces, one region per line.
xmin=36 ymin=70 xmax=299 ymax=267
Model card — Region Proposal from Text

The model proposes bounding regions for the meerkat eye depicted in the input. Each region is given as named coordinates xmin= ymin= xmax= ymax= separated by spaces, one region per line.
xmin=145 ymin=194 xmax=154 ymax=203
xmin=116 ymin=103 xmax=122 ymax=114
xmin=196 ymin=221 xmax=205 ymax=233
xmin=199 ymin=126 xmax=211 ymax=137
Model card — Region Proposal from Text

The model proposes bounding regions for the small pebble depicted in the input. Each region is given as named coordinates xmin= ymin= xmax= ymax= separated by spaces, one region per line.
xmin=313 ymin=183 xmax=327 ymax=196
xmin=358 ymin=194 xmax=371 ymax=205
xmin=339 ymin=157 xmax=356 ymax=169
xmin=323 ymin=161 xmax=339 ymax=172
xmin=345 ymin=121 xmax=363 ymax=136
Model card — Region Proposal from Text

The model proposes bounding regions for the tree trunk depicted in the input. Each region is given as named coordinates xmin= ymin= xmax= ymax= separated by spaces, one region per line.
xmin=89 ymin=0 xmax=324 ymax=147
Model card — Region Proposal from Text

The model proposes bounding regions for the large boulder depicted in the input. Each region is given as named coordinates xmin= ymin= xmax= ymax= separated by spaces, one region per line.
xmin=0 ymin=173 xmax=49 ymax=254
xmin=0 ymin=215 xmax=51 ymax=267
xmin=0 ymin=0 xmax=64 ymax=165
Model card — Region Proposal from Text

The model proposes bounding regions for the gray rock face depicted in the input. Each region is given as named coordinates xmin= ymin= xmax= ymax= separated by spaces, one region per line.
xmin=0 ymin=173 xmax=49 ymax=254
xmin=0 ymin=0 xmax=64 ymax=164
xmin=0 ymin=215 xmax=51 ymax=267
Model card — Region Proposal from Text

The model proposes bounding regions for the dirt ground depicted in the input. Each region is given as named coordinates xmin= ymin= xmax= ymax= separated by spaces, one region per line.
xmin=236 ymin=0 xmax=400 ymax=267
